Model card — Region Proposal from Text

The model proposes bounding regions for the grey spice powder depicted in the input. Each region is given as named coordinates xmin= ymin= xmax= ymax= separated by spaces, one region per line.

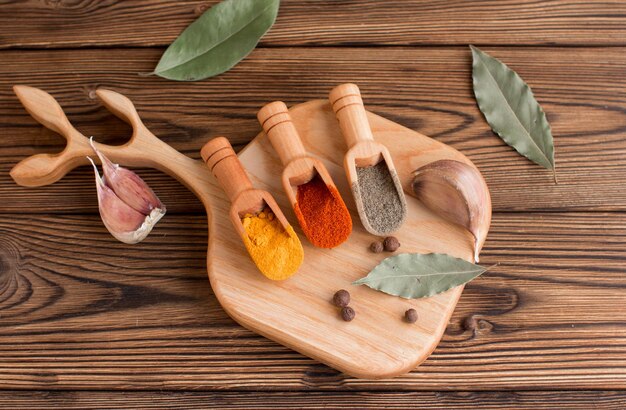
xmin=354 ymin=161 xmax=406 ymax=234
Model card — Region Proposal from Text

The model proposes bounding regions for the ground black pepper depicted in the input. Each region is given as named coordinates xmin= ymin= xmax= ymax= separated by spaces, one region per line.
xmin=354 ymin=161 xmax=406 ymax=234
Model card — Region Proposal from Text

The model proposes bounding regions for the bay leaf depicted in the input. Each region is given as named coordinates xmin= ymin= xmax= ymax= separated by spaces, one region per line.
xmin=471 ymin=45 xmax=556 ymax=179
xmin=353 ymin=253 xmax=487 ymax=299
xmin=153 ymin=0 xmax=280 ymax=81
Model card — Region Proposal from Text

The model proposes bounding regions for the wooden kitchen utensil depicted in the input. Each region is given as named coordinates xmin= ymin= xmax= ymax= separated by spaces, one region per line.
xmin=201 ymin=136 xmax=303 ymax=280
xmin=257 ymin=101 xmax=351 ymax=248
xmin=10 ymin=85 xmax=213 ymax=192
xmin=11 ymin=86 xmax=491 ymax=379
xmin=257 ymin=101 xmax=336 ymax=205
xmin=200 ymin=136 xmax=290 ymax=238
xmin=329 ymin=83 xmax=407 ymax=235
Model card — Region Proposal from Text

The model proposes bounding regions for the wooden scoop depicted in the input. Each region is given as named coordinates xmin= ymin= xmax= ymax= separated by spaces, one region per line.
xmin=329 ymin=83 xmax=407 ymax=235
xmin=256 ymin=101 xmax=338 ymax=208
xmin=200 ymin=136 xmax=290 ymax=238
xmin=257 ymin=101 xmax=352 ymax=248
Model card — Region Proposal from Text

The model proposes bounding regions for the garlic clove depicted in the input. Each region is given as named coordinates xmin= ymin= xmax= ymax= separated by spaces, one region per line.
xmin=88 ymin=156 xmax=165 ymax=244
xmin=89 ymin=137 xmax=165 ymax=215
xmin=412 ymin=159 xmax=491 ymax=262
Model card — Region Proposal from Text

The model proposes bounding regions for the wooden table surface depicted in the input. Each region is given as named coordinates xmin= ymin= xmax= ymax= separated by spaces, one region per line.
xmin=1 ymin=1 xmax=626 ymax=408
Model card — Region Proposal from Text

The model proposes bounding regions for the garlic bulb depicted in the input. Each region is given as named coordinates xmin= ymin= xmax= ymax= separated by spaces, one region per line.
xmin=412 ymin=159 xmax=491 ymax=262
xmin=88 ymin=139 xmax=166 ymax=244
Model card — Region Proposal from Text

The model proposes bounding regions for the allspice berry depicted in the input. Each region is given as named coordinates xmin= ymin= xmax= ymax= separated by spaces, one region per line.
xmin=341 ymin=306 xmax=356 ymax=322
xmin=383 ymin=236 xmax=400 ymax=252
xmin=370 ymin=241 xmax=383 ymax=253
xmin=405 ymin=308 xmax=418 ymax=323
xmin=332 ymin=289 xmax=350 ymax=307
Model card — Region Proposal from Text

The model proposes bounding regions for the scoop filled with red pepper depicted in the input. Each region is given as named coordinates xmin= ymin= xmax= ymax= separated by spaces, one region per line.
xmin=258 ymin=101 xmax=352 ymax=248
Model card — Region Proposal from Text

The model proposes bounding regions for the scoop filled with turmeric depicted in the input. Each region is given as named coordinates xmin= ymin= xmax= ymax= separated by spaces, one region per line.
xmin=201 ymin=137 xmax=303 ymax=281
xmin=241 ymin=208 xmax=303 ymax=280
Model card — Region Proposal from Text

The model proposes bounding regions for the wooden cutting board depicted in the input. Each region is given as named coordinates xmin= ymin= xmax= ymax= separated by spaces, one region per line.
xmin=210 ymin=100 xmax=488 ymax=379
xmin=10 ymin=86 xmax=490 ymax=379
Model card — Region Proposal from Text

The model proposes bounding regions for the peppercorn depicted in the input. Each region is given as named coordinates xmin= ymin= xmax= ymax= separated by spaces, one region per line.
xmin=405 ymin=308 xmax=418 ymax=323
xmin=369 ymin=241 xmax=383 ymax=253
xmin=341 ymin=306 xmax=355 ymax=322
xmin=383 ymin=236 xmax=400 ymax=252
xmin=332 ymin=289 xmax=350 ymax=307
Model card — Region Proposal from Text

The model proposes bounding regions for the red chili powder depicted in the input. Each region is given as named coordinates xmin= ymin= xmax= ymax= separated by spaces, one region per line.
xmin=294 ymin=175 xmax=352 ymax=248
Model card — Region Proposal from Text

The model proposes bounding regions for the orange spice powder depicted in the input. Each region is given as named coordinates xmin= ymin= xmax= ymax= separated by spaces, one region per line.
xmin=294 ymin=175 xmax=352 ymax=248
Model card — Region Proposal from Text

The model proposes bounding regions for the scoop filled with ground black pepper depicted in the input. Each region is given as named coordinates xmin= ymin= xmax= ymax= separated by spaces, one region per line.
xmin=329 ymin=84 xmax=407 ymax=235
xmin=355 ymin=162 xmax=405 ymax=234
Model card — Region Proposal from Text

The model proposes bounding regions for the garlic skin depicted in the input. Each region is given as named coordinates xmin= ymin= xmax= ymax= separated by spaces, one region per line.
xmin=89 ymin=138 xmax=164 ymax=214
xmin=412 ymin=159 xmax=491 ymax=262
xmin=87 ymin=147 xmax=166 ymax=244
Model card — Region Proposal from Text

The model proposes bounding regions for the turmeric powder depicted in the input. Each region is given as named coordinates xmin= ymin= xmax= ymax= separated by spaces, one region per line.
xmin=241 ymin=208 xmax=303 ymax=280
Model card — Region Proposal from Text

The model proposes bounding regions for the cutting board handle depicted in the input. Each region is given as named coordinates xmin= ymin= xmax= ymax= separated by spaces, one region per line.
xmin=257 ymin=101 xmax=308 ymax=166
xmin=329 ymin=83 xmax=375 ymax=149
xmin=10 ymin=85 xmax=216 ymax=210
xmin=10 ymin=86 xmax=94 ymax=187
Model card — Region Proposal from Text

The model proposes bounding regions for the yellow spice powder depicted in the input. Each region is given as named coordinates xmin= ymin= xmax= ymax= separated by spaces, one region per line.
xmin=241 ymin=209 xmax=303 ymax=280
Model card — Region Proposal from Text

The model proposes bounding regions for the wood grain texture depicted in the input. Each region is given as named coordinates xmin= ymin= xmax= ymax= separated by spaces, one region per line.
xmin=2 ymin=0 xmax=626 ymax=401
xmin=1 ymin=390 xmax=626 ymax=409
xmin=2 ymin=47 xmax=626 ymax=213
xmin=2 ymin=0 xmax=626 ymax=48
xmin=0 ymin=211 xmax=624 ymax=389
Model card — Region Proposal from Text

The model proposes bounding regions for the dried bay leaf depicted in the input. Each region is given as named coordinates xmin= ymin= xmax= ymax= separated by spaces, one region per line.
xmin=153 ymin=0 xmax=280 ymax=81
xmin=471 ymin=45 xmax=556 ymax=180
xmin=353 ymin=253 xmax=487 ymax=299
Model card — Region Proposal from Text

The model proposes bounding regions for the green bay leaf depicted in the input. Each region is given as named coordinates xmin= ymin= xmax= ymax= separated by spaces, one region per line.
xmin=471 ymin=45 xmax=556 ymax=176
xmin=153 ymin=0 xmax=280 ymax=81
xmin=353 ymin=253 xmax=487 ymax=299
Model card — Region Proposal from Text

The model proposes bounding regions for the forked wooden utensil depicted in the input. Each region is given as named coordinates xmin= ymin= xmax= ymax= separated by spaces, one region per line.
xmin=10 ymin=85 xmax=214 ymax=206
xmin=200 ymin=136 xmax=290 ymax=238
xmin=329 ymin=83 xmax=407 ymax=235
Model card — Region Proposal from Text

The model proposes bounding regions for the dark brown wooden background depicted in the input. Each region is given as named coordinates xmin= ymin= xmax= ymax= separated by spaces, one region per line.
xmin=1 ymin=1 xmax=626 ymax=408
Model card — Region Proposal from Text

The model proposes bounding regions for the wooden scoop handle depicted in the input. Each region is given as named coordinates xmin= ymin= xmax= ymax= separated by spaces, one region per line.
xmin=257 ymin=101 xmax=307 ymax=166
xmin=201 ymin=137 xmax=254 ymax=203
xmin=329 ymin=83 xmax=375 ymax=149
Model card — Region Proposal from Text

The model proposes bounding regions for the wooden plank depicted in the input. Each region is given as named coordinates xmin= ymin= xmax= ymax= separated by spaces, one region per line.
xmin=1 ymin=390 xmax=625 ymax=409
xmin=1 ymin=47 xmax=626 ymax=213
xmin=2 ymin=0 xmax=626 ymax=48
xmin=0 ymin=212 xmax=624 ymax=390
